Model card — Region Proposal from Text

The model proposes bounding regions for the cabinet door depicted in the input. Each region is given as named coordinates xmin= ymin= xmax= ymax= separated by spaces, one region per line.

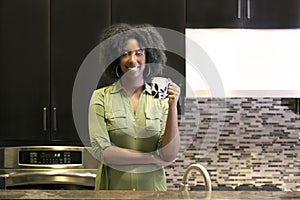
xmin=111 ymin=0 xmax=186 ymax=100
xmin=244 ymin=0 xmax=300 ymax=28
xmin=50 ymin=0 xmax=110 ymax=145
xmin=0 ymin=0 xmax=50 ymax=146
xmin=186 ymin=0 xmax=243 ymax=28
xmin=112 ymin=0 xmax=184 ymax=32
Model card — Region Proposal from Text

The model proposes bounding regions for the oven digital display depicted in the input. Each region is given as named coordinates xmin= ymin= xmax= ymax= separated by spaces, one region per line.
xmin=39 ymin=152 xmax=61 ymax=159
xmin=19 ymin=151 xmax=82 ymax=165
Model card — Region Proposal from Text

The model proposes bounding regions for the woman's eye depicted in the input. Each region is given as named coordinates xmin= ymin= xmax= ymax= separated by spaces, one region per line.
xmin=136 ymin=50 xmax=144 ymax=56
xmin=121 ymin=49 xmax=144 ymax=57
xmin=122 ymin=52 xmax=129 ymax=57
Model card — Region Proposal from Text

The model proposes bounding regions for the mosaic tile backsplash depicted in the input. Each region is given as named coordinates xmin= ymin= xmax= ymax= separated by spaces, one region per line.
xmin=165 ymin=98 xmax=300 ymax=191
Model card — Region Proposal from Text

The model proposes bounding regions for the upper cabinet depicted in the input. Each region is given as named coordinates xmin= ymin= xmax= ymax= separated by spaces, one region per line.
xmin=0 ymin=0 xmax=110 ymax=147
xmin=244 ymin=0 xmax=300 ymax=28
xmin=50 ymin=0 xmax=110 ymax=145
xmin=0 ymin=0 xmax=50 ymax=146
xmin=187 ymin=0 xmax=243 ymax=28
xmin=186 ymin=0 xmax=300 ymax=28
xmin=111 ymin=0 xmax=185 ymax=33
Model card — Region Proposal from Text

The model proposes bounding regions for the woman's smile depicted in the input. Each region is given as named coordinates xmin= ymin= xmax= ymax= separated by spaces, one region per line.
xmin=126 ymin=65 xmax=142 ymax=71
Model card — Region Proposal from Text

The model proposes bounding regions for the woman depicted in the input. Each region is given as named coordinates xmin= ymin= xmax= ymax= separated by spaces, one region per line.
xmin=89 ymin=23 xmax=180 ymax=191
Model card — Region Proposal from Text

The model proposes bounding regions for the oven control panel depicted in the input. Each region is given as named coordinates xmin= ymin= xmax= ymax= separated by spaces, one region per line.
xmin=19 ymin=150 xmax=82 ymax=165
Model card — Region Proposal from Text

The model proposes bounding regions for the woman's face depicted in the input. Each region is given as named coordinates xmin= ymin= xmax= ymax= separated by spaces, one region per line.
xmin=119 ymin=38 xmax=146 ymax=79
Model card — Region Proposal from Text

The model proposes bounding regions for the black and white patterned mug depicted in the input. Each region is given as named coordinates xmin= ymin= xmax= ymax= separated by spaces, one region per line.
xmin=151 ymin=77 xmax=169 ymax=100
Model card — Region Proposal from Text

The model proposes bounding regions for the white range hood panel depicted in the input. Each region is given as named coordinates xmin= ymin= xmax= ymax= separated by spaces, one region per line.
xmin=185 ymin=29 xmax=300 ymax=97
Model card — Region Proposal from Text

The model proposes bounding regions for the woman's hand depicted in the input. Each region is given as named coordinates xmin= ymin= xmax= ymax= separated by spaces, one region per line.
xmin=167 ymin=79 xmax=180 ymax=107
xmin=166 ymin=160 xmax=176 ymax=169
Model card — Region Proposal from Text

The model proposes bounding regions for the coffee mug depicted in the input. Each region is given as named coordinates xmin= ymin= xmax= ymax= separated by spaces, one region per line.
xmin=151 ymin=77 xmax=169 ymax=100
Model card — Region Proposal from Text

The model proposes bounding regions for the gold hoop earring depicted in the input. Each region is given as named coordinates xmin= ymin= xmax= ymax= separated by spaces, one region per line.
xmin=115 ymin=64 xmax=120 ymax=78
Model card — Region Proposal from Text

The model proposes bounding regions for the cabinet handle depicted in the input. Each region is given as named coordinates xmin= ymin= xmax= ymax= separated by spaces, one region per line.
xmin=43 ymin=107 xmax=47 ymax=131
xmin=246 ymin=0 xmax=251 ymax=19
xmin=237 ymin=0 xmax=242 ymax=19
xmin=53 ymin=107 xmax=57 ymax=132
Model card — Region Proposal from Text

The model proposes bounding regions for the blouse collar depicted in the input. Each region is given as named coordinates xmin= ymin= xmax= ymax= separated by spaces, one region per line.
xmin=111 ymin=79 xmax=151 ymax=95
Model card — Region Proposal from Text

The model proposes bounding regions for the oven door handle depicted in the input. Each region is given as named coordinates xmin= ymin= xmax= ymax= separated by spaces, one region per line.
xmin=0 ymin=174 xmax=9 ymax=178
xmin=6 ymin=171 xmax=96 ymax=178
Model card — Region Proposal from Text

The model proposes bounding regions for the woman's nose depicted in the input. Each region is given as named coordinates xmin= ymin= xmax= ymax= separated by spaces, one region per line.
xmin=128 ymin=54 xmax=138 ymax=64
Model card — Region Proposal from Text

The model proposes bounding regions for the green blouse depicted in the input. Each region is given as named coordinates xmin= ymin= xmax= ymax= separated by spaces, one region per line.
xmin=89 ymin=80 xmax=169 ymax=191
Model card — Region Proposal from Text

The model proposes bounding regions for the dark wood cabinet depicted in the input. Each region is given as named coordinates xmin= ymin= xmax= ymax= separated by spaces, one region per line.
xmin=50 ymin=0 xmax=110 ymax=145
xmin=111 ymin=0 xmax=185 ymax=33
xmin=0 ymin=0 xmax=110 ymax=146
xmin=244 ymin=0 xmax=300 ymax=28
xmin=187 ymin=0 xmax=243 ymax=28
xmin=0 ymin=0 xmax=50 ymax=146
xmin=187 ymin=0 xmax=300 ymax=28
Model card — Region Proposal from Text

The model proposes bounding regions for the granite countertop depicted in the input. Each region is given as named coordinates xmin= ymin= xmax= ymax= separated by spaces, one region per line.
xmin=0 ymin=190 xmax=300 ymax=200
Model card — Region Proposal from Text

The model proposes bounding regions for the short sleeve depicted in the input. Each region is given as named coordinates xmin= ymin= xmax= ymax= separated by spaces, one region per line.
xmin=89 ymin=89 xmax=112 ymax=163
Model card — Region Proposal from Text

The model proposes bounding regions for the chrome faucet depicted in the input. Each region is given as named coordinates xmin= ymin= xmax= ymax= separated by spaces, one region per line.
xmin=180 ymin=164 xmax=212 ymax=191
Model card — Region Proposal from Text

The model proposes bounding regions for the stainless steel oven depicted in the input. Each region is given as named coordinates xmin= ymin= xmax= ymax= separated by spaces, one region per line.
xmin=0 ymin=146 xmax=99 ymax=189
